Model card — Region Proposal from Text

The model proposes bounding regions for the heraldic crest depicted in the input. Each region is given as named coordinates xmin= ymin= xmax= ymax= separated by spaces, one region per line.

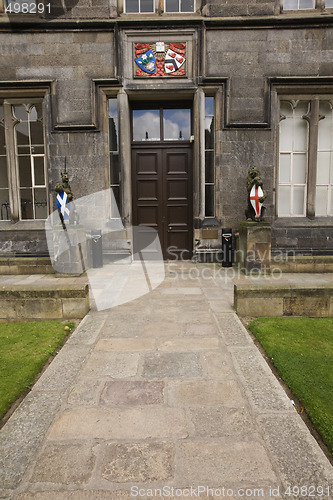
xmin=135 ymin=42 xmax=186 ymax=77
xmin=245 ymin=167 xmax=267 ymax=222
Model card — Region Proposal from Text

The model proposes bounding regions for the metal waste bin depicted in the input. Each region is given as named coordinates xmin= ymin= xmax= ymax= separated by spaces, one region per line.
xmin=91 ymin=229 xmax=103 ymax=268
xmin=222 ymin=228 xmax=233 ymax=268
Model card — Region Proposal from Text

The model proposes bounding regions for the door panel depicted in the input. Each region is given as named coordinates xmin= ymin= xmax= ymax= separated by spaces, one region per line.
xmin=132 ymin=146 xmax=192 ymax=259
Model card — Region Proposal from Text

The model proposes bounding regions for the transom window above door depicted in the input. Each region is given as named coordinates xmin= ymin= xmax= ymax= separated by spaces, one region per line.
xmin=132 ymin=106 xmax=191 ymax=142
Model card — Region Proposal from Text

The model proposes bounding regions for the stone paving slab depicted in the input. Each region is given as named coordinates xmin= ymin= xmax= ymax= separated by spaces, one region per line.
xmin=0 ymin=264 xmax=333 ymax=500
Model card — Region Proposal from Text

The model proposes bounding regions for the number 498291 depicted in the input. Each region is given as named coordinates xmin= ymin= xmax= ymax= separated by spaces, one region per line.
xmin=5 ymin=3 xmax=51 ymax=14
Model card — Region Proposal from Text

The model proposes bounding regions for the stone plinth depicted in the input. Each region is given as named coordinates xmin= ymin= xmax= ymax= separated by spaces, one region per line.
xmin=52 ymin=225 xmax=88 ymax=275
xmin=0 ymin=283 xmax=89 ymax=320
xmin=238 ymin=221 xmax=271 ymax=274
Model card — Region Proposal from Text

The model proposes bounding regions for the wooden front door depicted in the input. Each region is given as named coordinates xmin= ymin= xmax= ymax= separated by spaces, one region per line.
xmin=132 ymin=145 xmax=193 ymax=259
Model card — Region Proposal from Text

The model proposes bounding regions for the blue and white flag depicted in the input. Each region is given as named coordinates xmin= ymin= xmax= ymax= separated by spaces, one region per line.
xmin=56 ymin=190 xmax=70 ymax=221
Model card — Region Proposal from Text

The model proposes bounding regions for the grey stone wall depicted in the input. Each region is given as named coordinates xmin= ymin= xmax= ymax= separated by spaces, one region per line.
xmin=1 ymin=6 xmax=333 ymax=257
xmin=206 ymin=26 xmax=333 ymax=253
xmin=205 ymin=0 xmax=278 ymax=17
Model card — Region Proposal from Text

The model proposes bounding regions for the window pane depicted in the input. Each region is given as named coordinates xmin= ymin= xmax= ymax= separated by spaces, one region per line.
xmin=299 ymin=0 xmax=314 ymax=8
xmin=181 ymin=0 xmax=194 ymax=11
xmin=163 ymin=109 xmax=191 ymax=141
xmin=165 ymin=0 xmax=179 ymax=12
xmin=205 ymin=96 xmax=214 ymax=116
xmin=284 ymin=0 xmax=298 ymax=8
xmin=109 ymin=98 xmax=119 ymax=152
xmin=294 ymin=117 xmax=307 ymax=151
xmin=20 ymin=188 xmax=33 ymax=219
xmin=279 ymin=117 xmax=293 ymax=151
xmin=205 ymin=152 xmax=214 ymax=183
xmin=133 ymin=110 xmax=160 ymax=141
xmin=14 ymin=105 xmax=28 ymax=121
xmin=280 ymin=100 xmax=293 ymax=117
xmin=110 ymin=153 xmax=120 ymax=185
xmin=141 ymin=0 xmax=154 ymax=11
xmin=316 ymin=186 xmax=328 ymax=216
xmin=293 ymin=186 xmax=305 ymax=215
xmin=33 ymin=156 xmax=45 ymax=186
xmin=317 ymin=152 xmax=331 ymax=185
xmin=109 ymin=118 xmax=118 ymax=151
xmin=0 ymin=156 xmax=8 ymax=189
xmin=294 ymin=101 xmax=309 ymax=117
xmin=0 ymin=190 xmax=10 ymax=220
xmin=112 ymin=186 xmax=120 ymax=215
xmin=279 ymin=154 xmax=291 ymax=183
xmin=205 ymin=184 xmax=214 ymax=217
xmin=126 ymin=0 xmax=139 ymax=12
xmin=205 ymin=116 xmax=214 ymax=150
xmin=108 ymin=99 xmax=117 ymax=118
xmin=293 ymin=154 xmax=307 ymax=184
xmin=18 ymin=156 xmax=32 ymax=188
xmin=278 ymin=186 xmax=291 ymax=216
xmin=34 ymin=188 xmax=47 ymax=219
xmin=318 ymin=102 xmax=332 ymax=150
xmin=15 ymin=121 xmax=29 ymax=146
xmin=327 ymin=0 xmax=333 ymax=7
xmin=0 ymin=124 xmax=5 ymax=156
xmin=30 ymin=120 xmax=44 ymax=146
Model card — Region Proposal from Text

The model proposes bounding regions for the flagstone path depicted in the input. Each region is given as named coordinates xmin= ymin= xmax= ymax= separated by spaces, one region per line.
xmin=0 ymin=262 xmax=332 ymax=500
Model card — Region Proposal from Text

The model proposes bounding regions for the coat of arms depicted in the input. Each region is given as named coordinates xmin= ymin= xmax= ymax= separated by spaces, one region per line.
xmin=135 ymin=42 xmax=186 ymax=77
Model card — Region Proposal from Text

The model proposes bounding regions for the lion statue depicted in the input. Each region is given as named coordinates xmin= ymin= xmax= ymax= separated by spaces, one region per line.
xmin=55 ymin=171 xmax=73 ymax=202
xmin=55 ymin=171 xmax=79 ymax=224
xmin=245 ymin=167 xmax=267 ymax=221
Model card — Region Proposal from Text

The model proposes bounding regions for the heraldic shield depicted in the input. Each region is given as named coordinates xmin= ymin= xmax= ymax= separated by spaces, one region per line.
xmin=164 ymin=48 xmax=185 ymax=74
xmin=250 ymin=184 xmax=264 ymax=218
xmin=56 ymin=190 xmax=70 ymax=222
xmin=135 ymin=49 xmax=156 ymax=74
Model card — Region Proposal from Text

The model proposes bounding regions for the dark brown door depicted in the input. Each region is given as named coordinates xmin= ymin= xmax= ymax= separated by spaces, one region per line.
xmin=132 ymin=145 xmax=193 ymax=259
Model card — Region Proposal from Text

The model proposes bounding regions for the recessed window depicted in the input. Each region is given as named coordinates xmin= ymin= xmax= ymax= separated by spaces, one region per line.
xmin=283 ymin=0 xmax=315 ymax=9
xmin=0 ymin=101 xmax=48 ymax=221
xmin=125 ymin=0 xmax=154 ymax=13
xmin=165 ymin=0 xmax=195 ymax=12
xmin=278 ymin=96 xmax=333 ymax=218
xmin=278 ymin=100 xmax=308 ymax=217
xmin=108 ymin=98 xmax=121 ymax=217
xmin=316 ymin=101 xmax=333 ymax=216
xmin=204 ymin=96 xmax=215 ymax=218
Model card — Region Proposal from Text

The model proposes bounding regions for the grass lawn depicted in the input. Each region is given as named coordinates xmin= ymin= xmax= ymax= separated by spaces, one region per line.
xmin=0 ymin=321 xmax=74 ymax=421
xmin=248 ymin=317 xmax=333 ymax=454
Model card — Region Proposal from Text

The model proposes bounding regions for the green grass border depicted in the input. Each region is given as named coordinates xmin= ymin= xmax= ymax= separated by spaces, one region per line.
xmin=0 ymin=321 xmax=74 ymax=421
xmin=248 ymin=317 xmax=333 ymax=455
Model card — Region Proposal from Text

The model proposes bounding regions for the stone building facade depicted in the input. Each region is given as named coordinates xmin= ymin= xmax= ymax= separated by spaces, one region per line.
xmin=1 ymin=0 xmax=333 ymax=262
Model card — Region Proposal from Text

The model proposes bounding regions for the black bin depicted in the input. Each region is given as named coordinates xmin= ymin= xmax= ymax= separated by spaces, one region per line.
xmin=91 ymin=229 xmax=103 ymax=268
xmin=222 ymin=228 xmax=233 ymax=268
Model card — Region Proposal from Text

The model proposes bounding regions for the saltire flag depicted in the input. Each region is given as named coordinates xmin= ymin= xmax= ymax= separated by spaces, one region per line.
xmin=56 ymin=190 xmax=70 ymax=222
